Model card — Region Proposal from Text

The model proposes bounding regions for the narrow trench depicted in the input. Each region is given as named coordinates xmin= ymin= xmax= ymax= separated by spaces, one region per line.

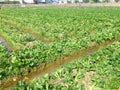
xmin=0 ymin=31 xmax=20 ymax=51
xmin=0 ymin=21 xmax=19 ymax=51
xmin=0 ymin=35 xmax=120 ymax=90
xmin=0 ymin=37 xmax=12 ymax=52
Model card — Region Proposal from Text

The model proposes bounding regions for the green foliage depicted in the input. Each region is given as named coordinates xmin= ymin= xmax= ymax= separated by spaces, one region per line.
xmin=10 ymin=41 xmax=120 ymax=90
xmin=0 ymin=7 xmax=120 ymax=90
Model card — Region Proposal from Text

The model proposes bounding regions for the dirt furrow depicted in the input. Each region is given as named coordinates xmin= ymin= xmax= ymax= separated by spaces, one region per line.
xmin=0 ymin=19 xmax=53 ymax=43
xmin=0 ymin=35 xmax=120 ymax=90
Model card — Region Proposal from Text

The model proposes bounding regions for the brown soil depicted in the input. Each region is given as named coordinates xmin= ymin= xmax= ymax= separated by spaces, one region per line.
xmin=49 ymin=70 xmax=95 ymax=90
xmin=83 ymin=71 xmax=95 ymax=90
xmin=50 ymin=78 xmax=66 ymax=86
xmin=0 ymin=35 xmax=120 ymax=90
xmin=88 ymin=30 xmax=96 ymax=35
xmin=26 ymin=41 xmax=37 ymax=47
xmin=118 ymin=87 xmax=120 ymax=90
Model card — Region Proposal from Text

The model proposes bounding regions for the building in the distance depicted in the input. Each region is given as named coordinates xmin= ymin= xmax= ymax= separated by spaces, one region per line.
xmin=0 ymin=0 xmax=118 ymax=4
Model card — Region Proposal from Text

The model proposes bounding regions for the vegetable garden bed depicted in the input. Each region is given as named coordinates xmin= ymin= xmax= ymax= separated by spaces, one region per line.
xmin=0 ymin=6 xmax=120 ymax=90
xmin=0 ymin=35 xmax=120 ymax=89
xmin=10 ymin=41 xmax=120 ymax=90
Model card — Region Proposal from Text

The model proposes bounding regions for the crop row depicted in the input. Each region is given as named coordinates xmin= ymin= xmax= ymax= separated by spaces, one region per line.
xmin=10 ymin=41 xmax=120 ymax=90
xmin=1 ymin=13 xmax=120 ymax=49
xmin=0 ymin=34 xmax=120 ymax=89
xmin=1 ymin=7 xmax=120 ymax=42
xmin=0 ymin=7 xmax=120 ymax=88
xmin=0 ymin=31 xmax=17 ymax=51
xmin=0 ymin=44 xmax=9 ymax=61
xmin=0 ymin=15 xmax=54 ymax=43
xmin=1 ymin=34 xmax=120 ymax=89
xmin=0 ymin=18 xmax=53 ymax=43
xmin=0 ymin=21 xmax=37 ymax=50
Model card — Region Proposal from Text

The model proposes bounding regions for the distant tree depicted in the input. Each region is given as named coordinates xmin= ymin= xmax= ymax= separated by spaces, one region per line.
xmin=83 ymin=0 xmax=89 ymax=3
xmin=89 ymin=0 xmax=94 ymax=3
xmin=102 ymin=0 xmax=109 ymax=2
xmin=5 ymin=0 xmax=9 ymax=2
xmin=67 ymin=0 xmax=71 ymax=3
xmin=75 ymin=0 xmax=79 ymax=3
xmin=115 ymin=0 xmax=119 ymax=2
xmin=93 ymin=0 xmax=99 ymax=2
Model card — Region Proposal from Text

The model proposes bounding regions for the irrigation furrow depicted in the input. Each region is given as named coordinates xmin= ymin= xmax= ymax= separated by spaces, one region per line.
xmin=0 ymin=35 xmax=120 ymax=90
xmin=0 ymin=37 xmax=12 ymax=52
xmin=0 ymin=32 xmax=19 ymax=51
xmin=0 ymin=18 xmax=53 ymax=43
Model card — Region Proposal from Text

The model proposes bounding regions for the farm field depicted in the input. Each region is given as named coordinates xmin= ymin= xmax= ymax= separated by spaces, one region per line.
xmin=10 ymin=41 xmax=120 ymax=90
xmin=0 ymin=6 xmax=120 ymax=89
